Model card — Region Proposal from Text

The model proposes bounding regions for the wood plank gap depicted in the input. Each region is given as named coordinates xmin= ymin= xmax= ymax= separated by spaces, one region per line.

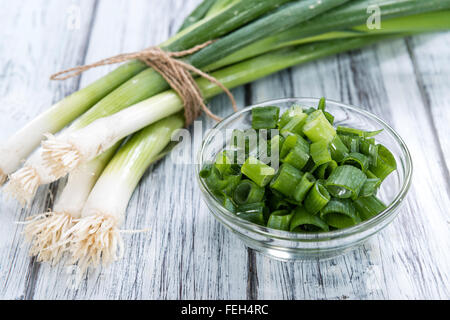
xmin=246 ymin=248 xmax=258 ymax=300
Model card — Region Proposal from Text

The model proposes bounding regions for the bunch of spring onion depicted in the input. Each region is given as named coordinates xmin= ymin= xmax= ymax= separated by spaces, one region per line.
xmin=0 ymin=0 xmax=448 ymax=271
xmin=200 ymin=101 xmax=396 ymax=231
xmin=4 ymin=0 xmax=449 ymax=197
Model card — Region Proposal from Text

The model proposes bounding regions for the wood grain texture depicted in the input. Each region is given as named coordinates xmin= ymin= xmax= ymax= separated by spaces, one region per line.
xmin=0 ymin=0 xmax=449 ymax=300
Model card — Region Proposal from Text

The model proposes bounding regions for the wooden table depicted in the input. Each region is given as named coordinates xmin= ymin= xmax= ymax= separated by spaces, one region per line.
xmin=0 ymin=0 xmax=448 ymax=300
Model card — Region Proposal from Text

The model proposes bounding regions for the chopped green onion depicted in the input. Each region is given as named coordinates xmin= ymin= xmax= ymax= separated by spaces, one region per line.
xmin=317 ymin=97 xmax=326 ymax=111
xmin=320 ymin=198 xmax=360 ymax=229
xmin=341 ymin=152 xmax=370 ymax=172
xmin=290 ymin=206 xmax=329 ymax=232
xmin=268 ymin=134 xmax=284 ymax=167
xmin=280 ymin=114 xmax=307 ymax=136
xmin=324 ymin=111 xmax=335 ymax=125
xmin=233 ymin=179 xmax=265 ymax=205
xmin=278 ymin=105 xmax=306 ymax=128
xmin=223 ymin=195 xmax=237 ymax=213
xmin=267 ymin=190 xmax=292 ymax=212
xmin=281 ymin=135 xmax=310 ymax=171
xmin=369 ymin=144 xmax=397 ymax=182
xmin=267 ymin=210 xmax=294 ymax=231
xmin=293 ymin=172 xmax=315 ymax=203
xmin=252 ymin=106 xmax=280 ymax=129
xmin=310 ymin=139 xmax=332 ymax=167
xmin=215 ymin=150 xmax=233 ymax=176
xmin=325 ymin=165 xmax=366 ymax=200
xmin=199 ymin=163 xmax=213 ymax=178
xmin=303 ymin=110 xmax=336 ymax=143
xmin=222 ymin=173 xmax=242 ymax=196
xmin=339 ymin=134 xmax=360 ymax=153
xmin=360 ymin=139 xmax=379 ymax=166
xmin=241 ymin=156 xmax=275 ymax=187
xmin=236 ymin=202 xmax=266 ymax=226
xmin=359 ymin=178 xmax=381 ymax=198
xmin=280 ymin=135 xmax=301 ymax=158
xmin=354 ymin=195 xmax=387 ymax=221
xmin=315 ymin=160 xmax=338 ymax=180
xmin=304 ymin=181 xmax=330 ymax=215
xmin=330 ymin=135 xmax=349 ymax=162
xmin=270 ymin=163 xmax=302 ymax=198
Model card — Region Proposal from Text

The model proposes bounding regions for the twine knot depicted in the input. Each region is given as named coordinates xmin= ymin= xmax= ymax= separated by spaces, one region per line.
xmin=51 ymin=41 xmax=237 ymax=126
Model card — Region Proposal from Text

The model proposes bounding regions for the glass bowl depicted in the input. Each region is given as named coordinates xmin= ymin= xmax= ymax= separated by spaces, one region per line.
xmin=196 ymin=98 xmax=412 ymax=260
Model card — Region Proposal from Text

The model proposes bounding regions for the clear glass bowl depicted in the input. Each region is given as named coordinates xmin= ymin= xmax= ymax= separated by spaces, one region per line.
xmin=196 ymin=98 xmax=412 ymax=260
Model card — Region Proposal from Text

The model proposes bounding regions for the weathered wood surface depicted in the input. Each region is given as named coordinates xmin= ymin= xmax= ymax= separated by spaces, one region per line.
xmin=0 ymin=0 xmax=448 ymax=300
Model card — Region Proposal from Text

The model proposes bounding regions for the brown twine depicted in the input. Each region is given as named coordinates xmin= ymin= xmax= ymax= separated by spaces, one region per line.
xmin=50 ymin=41 xmax=237 ymax=126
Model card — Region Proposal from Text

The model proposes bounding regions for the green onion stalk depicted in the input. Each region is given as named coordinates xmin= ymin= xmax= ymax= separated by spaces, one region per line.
xmin=40 ymin=34 xmax=403 ymax=271
xmin=67 ymin=114 xmax=184 ymax=276
xmin=177 ymin=0 xmax=218 ymax=32
xmin=23 ymin=143 xmax=120 ymax=265
xmin=3 ymin=0 xmax=289 ymax=203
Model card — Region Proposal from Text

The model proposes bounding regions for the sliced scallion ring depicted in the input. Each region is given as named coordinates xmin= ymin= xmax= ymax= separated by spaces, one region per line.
xmin=320 ymin=198 xmax=360 ymax=229
xmin=325 ymin=165 xmax=367 ymax=200
xmin=290 ymin=206 xmax=329 ymax=232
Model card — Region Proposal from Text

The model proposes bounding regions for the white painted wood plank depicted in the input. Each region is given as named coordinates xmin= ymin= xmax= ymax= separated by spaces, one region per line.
xmin=405 ymin=32 xmax=450 ymax=174
xmin=372 ymin=38 xmax=450 ymax=299
xmin=0 ymin=0 xmax=97 ymax=300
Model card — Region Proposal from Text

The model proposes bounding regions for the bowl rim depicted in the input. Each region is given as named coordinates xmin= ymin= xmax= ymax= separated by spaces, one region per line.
xmin=196 ymin=97 xmax=413 ymax=242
